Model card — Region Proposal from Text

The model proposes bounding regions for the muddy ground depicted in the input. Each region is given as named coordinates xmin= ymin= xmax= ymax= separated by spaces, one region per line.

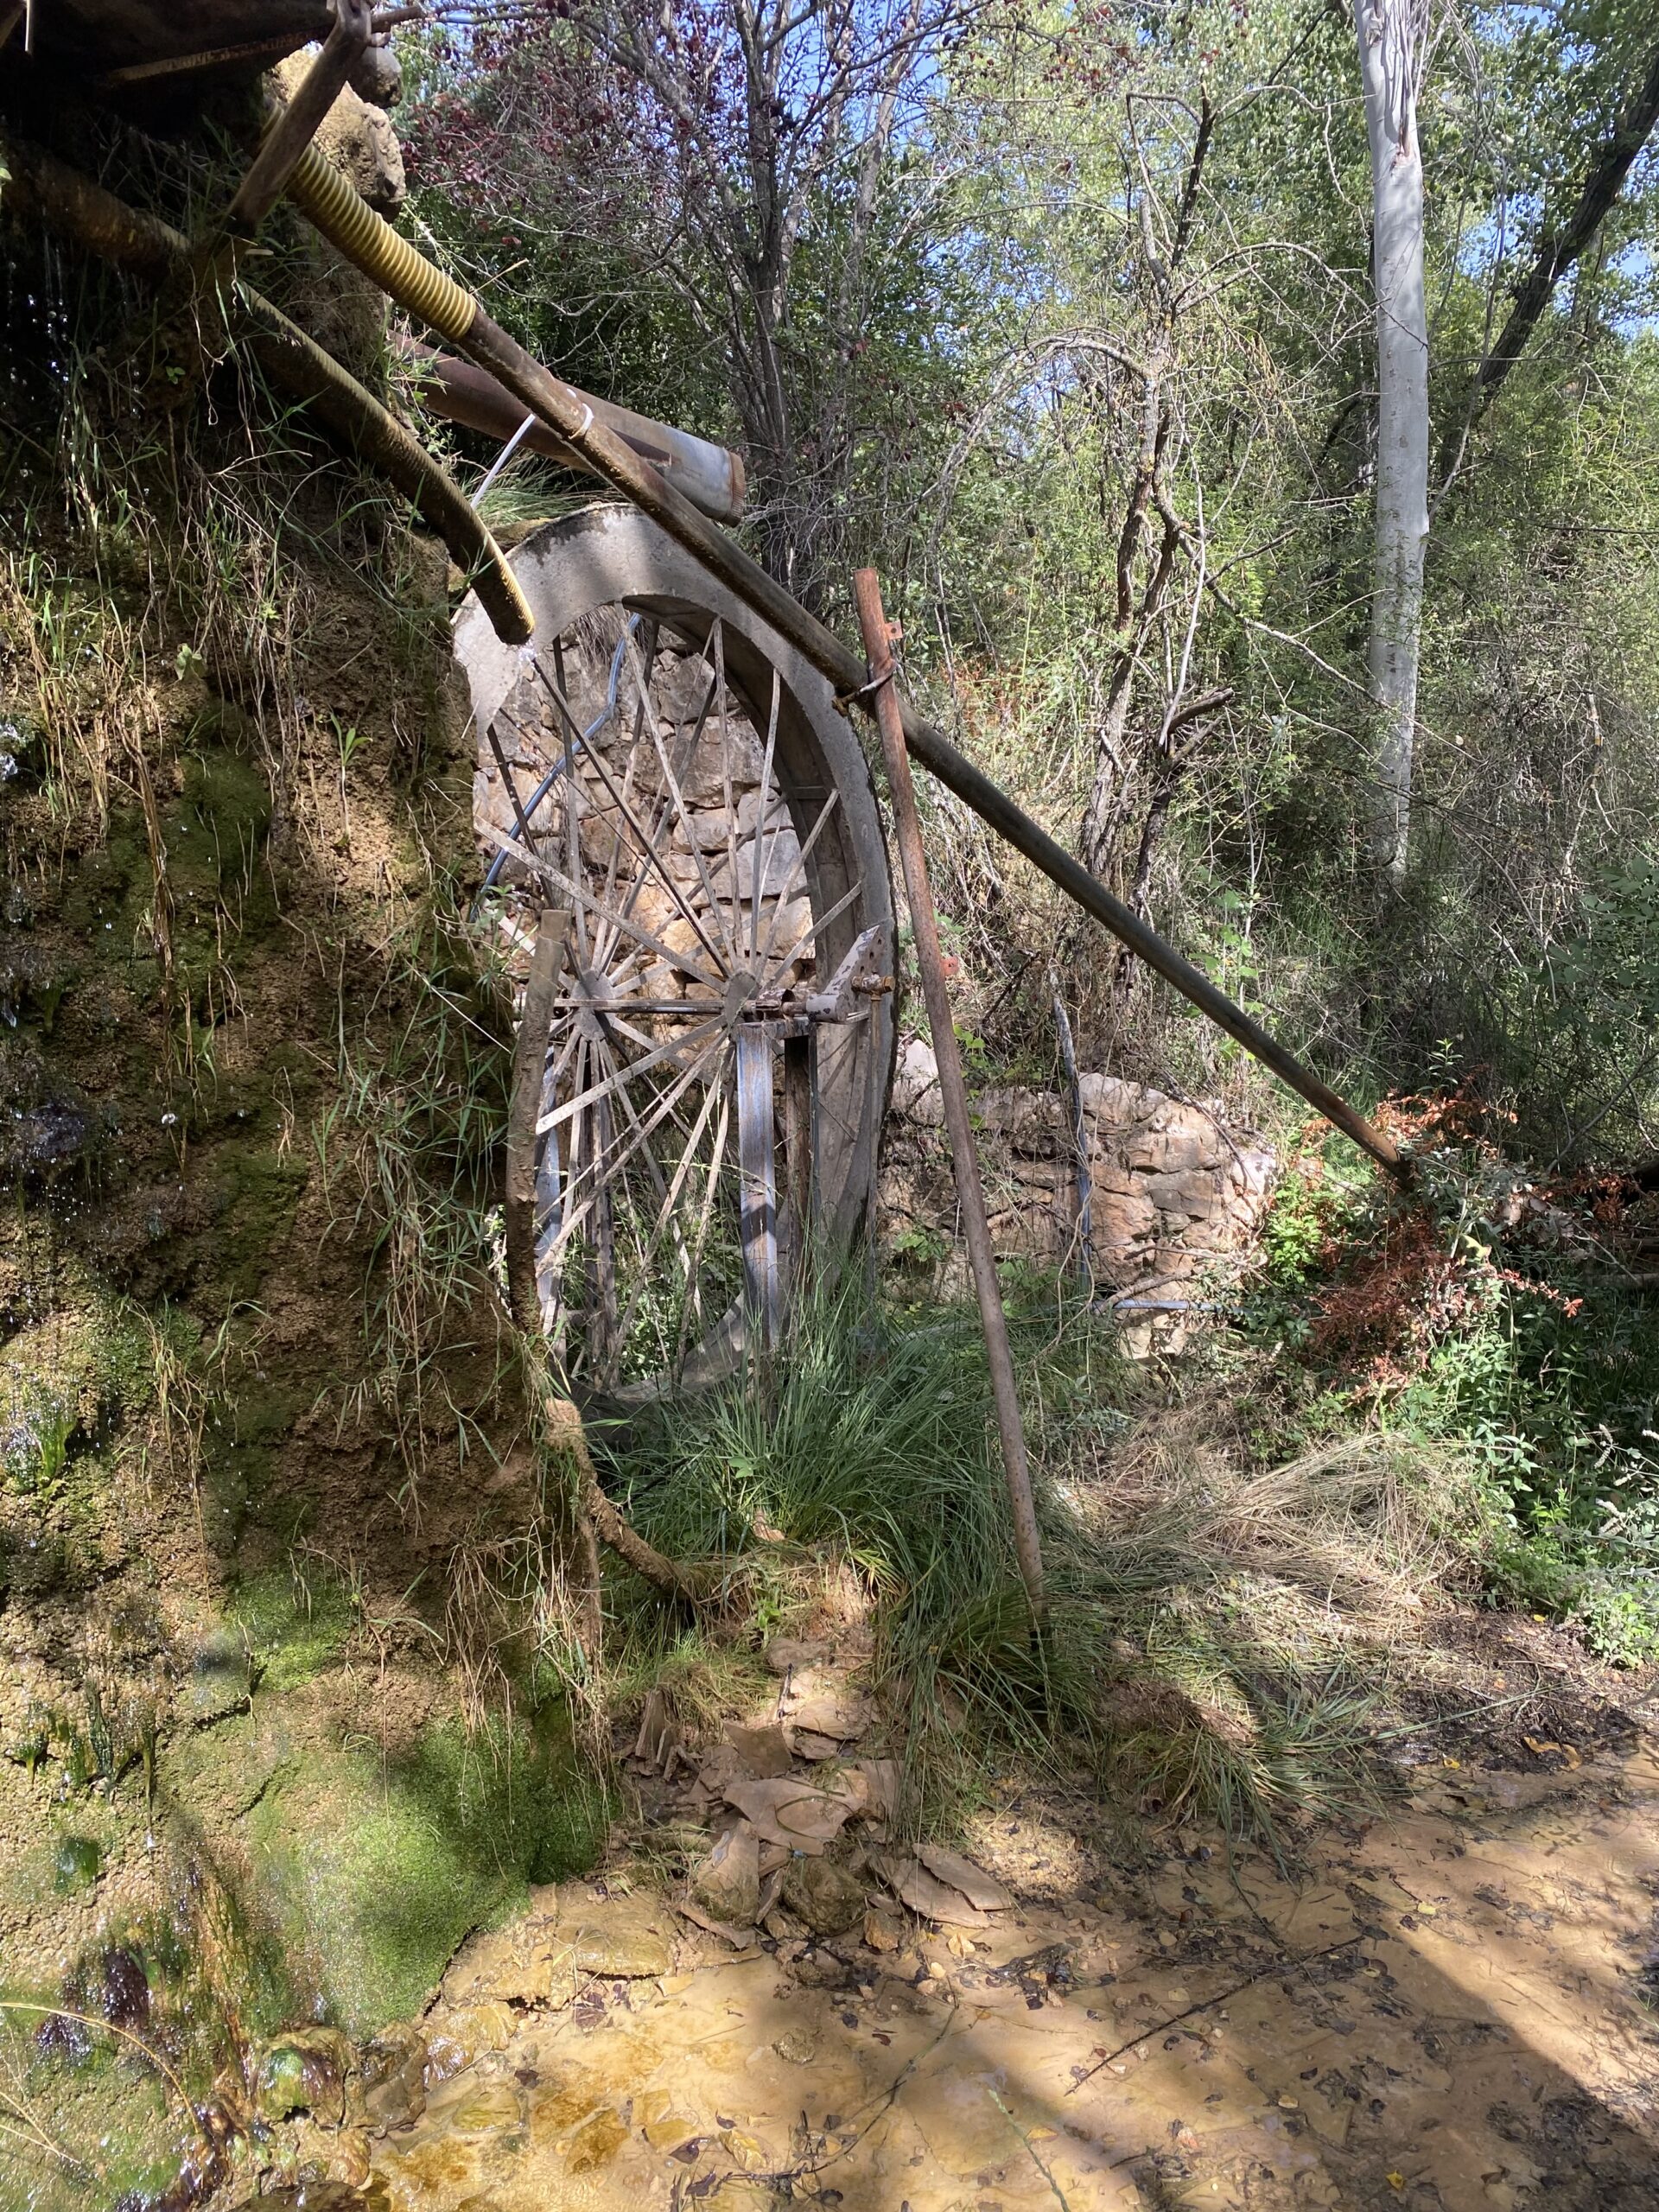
xmin=230 ymin=1618 xmax=1659 ymax=2212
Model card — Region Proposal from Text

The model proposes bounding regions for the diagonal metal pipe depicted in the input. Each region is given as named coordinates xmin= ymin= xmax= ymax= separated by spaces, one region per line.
xmin=278 ymin=133 xmax=1409 ymax=1179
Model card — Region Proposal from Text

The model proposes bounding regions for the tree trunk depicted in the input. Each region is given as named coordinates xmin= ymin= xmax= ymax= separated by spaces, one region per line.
xmin=1353 ymin=0 xmax=1429 ymax=883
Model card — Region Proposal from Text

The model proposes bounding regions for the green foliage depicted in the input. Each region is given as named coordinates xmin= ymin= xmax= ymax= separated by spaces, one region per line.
xmin=0 ymin=1295 xmax=161 ymax=1500
xmin=601 ymin=1274 xmax=1475 ymax=1841
xmin=1241 ymin=1143 xmax=1659 ymax=1662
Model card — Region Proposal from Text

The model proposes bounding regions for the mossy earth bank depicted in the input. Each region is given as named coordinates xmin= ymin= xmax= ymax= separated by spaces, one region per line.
xmin=0 ymin=95 xmax=604 ymax=2202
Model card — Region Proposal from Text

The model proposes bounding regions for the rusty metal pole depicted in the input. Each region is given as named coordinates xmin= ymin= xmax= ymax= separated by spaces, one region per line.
xmin=272 ymin=131 xmax=1408 ymax=1185
xmin=855 ymin=570 xmax=1047 ymax=1625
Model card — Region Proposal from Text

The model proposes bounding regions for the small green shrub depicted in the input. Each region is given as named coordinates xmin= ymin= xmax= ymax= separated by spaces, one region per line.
xmin=1238 ymin=1128 xmax=1659 ymax=1663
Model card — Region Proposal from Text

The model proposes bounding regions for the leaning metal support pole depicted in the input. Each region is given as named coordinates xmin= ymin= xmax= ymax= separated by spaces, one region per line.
xmin=223 ymin=0 xmax=370 ymax=236
xmin=855 ymin=569 xmax=1047 ymax=1625
xmin=282 ymin=147 xmax=1408 ymax=1183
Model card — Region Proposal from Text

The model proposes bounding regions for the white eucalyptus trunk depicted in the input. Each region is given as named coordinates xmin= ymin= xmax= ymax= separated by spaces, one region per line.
xmin=1353 ymin=0 xmax=1429 ymax=881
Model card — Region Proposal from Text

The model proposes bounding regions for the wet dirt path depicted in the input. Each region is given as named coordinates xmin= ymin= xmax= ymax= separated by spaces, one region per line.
xmin=275 ymin=1742 xmax=1659 ymax=2212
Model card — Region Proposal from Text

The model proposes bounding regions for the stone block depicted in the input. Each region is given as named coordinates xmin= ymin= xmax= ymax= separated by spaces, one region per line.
xmin=1122 ymin=1126 xmax=1221 ymax=1175
xmin=893 ymin=1037 xmax=943 ymax=1125
xmin=1140 ymin=1167 xmax=1222 ymax=1217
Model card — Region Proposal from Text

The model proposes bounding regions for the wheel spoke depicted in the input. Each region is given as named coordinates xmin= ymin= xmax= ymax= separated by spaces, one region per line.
xmin=624 ymin=624 xmax=742 ymax=975
xmin=606 ymin=1039 xmax=734 ymax=1357
xmin=764 ymin=875 xmax=865 ymax=986
xmin=751 ymin=666 xmax=782 ymax=957
xmin=534 ymin=641 xmax=729 ymax=982
xmin=481 ymin=821 xmax=727 ymax=991
xmin=676 ymin=1084 xmax=734 ymax=1372
xmin=572 ymin=641 xmax=732 ymax=980
xmin=753 ymin=788 xmax=841 ymax=971
xmin=537 ymin=1012 xmax=727 ymax=1139
xmin=537 ymin=1032 xmax=731 ymax=1268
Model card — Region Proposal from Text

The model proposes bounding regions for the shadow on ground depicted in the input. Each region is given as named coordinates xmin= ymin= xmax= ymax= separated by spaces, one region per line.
xmin=241 ymin=1722 xmax=1659 ymax=2212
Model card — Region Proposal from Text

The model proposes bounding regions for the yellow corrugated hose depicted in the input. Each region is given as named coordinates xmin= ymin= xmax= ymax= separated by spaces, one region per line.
xmin=284 ymin=138 xmax=478 ymax=348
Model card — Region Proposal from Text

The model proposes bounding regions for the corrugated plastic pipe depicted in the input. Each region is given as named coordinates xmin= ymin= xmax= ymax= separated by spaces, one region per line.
xmin=282 ymin=139 xmax=747 ymax=524
xmin=0 ymin=134 xmax=532 ymax=646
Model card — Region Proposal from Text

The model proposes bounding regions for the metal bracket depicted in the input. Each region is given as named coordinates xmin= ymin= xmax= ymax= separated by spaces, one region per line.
xmin=804 ymin=925 xmax=887 ymax=1021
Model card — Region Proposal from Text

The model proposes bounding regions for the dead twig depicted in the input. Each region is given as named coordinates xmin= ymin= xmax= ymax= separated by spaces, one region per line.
xmin=1065 ymin=1935 xmax=1365 ymax=2093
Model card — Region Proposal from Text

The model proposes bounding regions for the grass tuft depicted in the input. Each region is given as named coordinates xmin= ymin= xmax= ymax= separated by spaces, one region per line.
xmin=596 ymin=1274 xmax=1489 ymax=1845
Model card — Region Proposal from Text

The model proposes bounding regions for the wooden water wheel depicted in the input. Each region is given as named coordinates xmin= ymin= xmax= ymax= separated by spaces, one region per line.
xmin=455 ymin=504 xmax=895 ymax=1402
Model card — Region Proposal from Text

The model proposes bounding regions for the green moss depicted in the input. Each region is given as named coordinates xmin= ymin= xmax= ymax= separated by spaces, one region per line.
xmin=181 ymin=746 xmax=272 ymax=846
xmin=0 ymin=1805 xmax=124 ymax=1916
xmin=0 ymin=2012 xmax=195 ymax=2212
xmin=229 ymin=1566 xmax=354 ymax=1691
xmin=238 ymin=1714 xmax=607 ymax=2037
xmin=207 ymin=1149 xmax=310 ymax=1304
xmin=52 ymin=1834 xmax=102 ymax=1892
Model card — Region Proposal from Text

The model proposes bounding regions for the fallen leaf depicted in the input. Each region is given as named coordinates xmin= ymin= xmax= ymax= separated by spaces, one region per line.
xmin=878 ymin=1854 xmax=991 ymax=1929
xmin=916 ymin=1846 xmax=1012 ymax=1912
xmin=786 ymin=1728 xmax=844 ymax=1761
xmin=850 ymin=1758 xmax=900 ymax=1822
xmin=784 ymin=1667 xmax=872 ymax=1741
xmin=722 ymin=1774 xmax=861 ymax=1853
xmin=723 ymin=1722 xmax=792 ymax=1778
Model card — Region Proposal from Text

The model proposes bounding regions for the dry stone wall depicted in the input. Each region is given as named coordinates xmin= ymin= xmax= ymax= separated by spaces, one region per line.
xmin=883 ymin=1037 xmax=1275 ymax=1335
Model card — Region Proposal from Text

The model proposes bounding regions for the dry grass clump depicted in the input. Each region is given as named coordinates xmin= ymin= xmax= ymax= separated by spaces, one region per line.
xmin=1049 ymin=1383 xmax=1496 ymax=1838
xmin=1075 ymin=1389 xmax=1490 ymax=1630
xmin=594 ymin=1286 xmax=1499 ymax=1846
